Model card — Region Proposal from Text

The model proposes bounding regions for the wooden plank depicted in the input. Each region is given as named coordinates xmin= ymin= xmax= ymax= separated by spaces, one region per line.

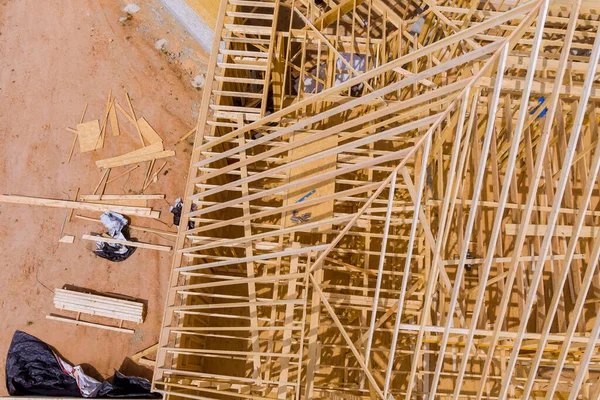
xmin=73 ymin=214 xmax=177 ymax=237
xmin=142 ymin=161 xmax=168 ymax=191
xmin=80 ymin=194 xmax=165 ymax=201
xmin=54 ymin=302 xmax=142 ymax=322
xmin=81 ymin=198 xmax=148 ymax=207
xmin=0 ymin=194 xmax=160 ymax=218
xmin=97 ymin=90 xmax=113 ymax=149
xmin=54 ymin=289 xmax=143 ymax=308
xmin=175 ymin=127 xmax=196 ymax=144
xmin=95 ymin=150 xmax=175 ymax=169
xmin=82 ymin=234 xmax=172 ymax=252
xmin=96 ymin=142 xmax=163 ymax=164
xmin=95 ymin=141 xmax=172 ymax=169
xmin=46 ymin=314 xmax=134 ymax=334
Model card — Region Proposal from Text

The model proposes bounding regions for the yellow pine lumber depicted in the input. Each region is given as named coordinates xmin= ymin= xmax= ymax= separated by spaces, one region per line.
xmin=46 ymin=314 xmax=134 ymax=334
xmin=82 ymin=234 xmax=172 ymax=252
xmin=96 ymin=150 xmax=175 ymax=169
xmin=0 ymin=194 xmax=160 ymax=218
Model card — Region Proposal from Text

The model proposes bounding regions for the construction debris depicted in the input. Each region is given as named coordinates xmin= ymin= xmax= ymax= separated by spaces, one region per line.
xmin=58 ymin=235 xmax=75 ymax=244
xmin=65 ymin=90 xmax=175 ymax=172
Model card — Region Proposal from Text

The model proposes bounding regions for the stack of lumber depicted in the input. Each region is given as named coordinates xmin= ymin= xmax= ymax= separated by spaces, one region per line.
xmin=47 ymin=288 xmax=145 ymax=334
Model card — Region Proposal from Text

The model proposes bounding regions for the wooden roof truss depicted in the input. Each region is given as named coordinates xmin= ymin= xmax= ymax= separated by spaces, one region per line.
xmin=152 ymin=0 xmax=600 ymax=398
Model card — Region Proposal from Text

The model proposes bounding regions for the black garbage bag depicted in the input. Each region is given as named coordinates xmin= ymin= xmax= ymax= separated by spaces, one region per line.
xmin=169 ymin=198 xmax=195 ymax=230
xmin=169 ymin=201 xmax=183 ymax=227
xmin=93 ymin=243 xmax=136 ymax=263
xmin=6 ymin=331 xmax=160 ymax=398
xmin=95 ymin=371 xmax=160 ymax=398
xmin=91 ymin=212 xmax=137 ymax=263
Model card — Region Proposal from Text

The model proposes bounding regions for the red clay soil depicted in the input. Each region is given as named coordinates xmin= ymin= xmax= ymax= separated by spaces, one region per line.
xmin=0 ymin=0 xmax=208 ymax=392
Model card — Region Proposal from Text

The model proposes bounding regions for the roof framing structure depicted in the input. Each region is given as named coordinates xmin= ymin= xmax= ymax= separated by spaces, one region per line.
xmin=152 ymin=0 xmax=600 ymax=398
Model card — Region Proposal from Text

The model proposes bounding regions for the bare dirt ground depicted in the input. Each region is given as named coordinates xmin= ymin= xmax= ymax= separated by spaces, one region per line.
xmin=0 ymin=0 xmax=208 ymax=393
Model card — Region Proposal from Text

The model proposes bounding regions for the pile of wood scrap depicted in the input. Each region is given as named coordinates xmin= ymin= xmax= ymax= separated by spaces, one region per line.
xmin=0 ymin=90 xmax=185 ymax=254
xmin=95 ymin=117 xmax=174 ymax=169
xmin=0 ymin=193 xmax=177 ymax=252
xmin=66 ymin=90 xmax=175 ymax=177
xmin=66 ymin=90 xmax=116 ymax=161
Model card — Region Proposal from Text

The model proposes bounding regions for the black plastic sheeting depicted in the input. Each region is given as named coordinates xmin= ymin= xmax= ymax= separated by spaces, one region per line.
xmin=6 ymin=331 xmax=161 ymax=398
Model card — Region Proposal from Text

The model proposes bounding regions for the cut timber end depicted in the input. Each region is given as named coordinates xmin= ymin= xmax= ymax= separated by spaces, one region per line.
xmin=58 ymin=235 xmax=75 ymax=244
xmin=48 ymin=288 xmax=145 ymax=334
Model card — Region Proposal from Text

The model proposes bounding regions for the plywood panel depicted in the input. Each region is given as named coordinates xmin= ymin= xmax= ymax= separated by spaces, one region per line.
xmin=284 ymin=132 xmax=338 ymax=232
xmin=77 ymin=120 xmax=101 ymax=152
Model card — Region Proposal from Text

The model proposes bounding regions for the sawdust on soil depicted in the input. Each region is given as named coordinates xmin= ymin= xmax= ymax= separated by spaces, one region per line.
xmin=0 ymin=0 xmax=208 ymax=392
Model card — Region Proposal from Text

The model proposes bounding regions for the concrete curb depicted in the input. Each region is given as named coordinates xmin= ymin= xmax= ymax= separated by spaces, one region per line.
xmin=158 ymin=0 xmax=214 ymax=52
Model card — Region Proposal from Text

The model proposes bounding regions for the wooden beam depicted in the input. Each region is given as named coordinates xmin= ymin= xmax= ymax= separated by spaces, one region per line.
xmin=0 ymin=195 xmax=159 ymax=218
xmin=82 ymin=234 xmax=172 ymax=252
